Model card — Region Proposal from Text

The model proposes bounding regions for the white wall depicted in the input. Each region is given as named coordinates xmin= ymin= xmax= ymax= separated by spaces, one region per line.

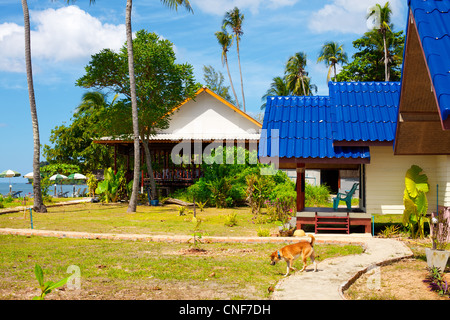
xmin=159 ymin=91 xmax=261 ymax=137
xmin=366 ymin=146 xmax=450 ymax=215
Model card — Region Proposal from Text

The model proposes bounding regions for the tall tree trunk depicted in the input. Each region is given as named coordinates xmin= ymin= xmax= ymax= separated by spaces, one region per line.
xmin=333 ymin=63 xmax=337 ymax=82
xmin=236 ymin=39 xmax=246 ymax=112
xmin=22 ymin=0 xmax=46 ymax=213
xmin=126 ymin=0 xmax=140 ymax=213
xmin=142 ymin=135 xmax=157 ymax=200
xmin=300 ymin=72 xmax=306 ymax=96
xmin=224 ymin=54 xmax=239 ymax=108
xmin=383 ymin=33 xmax=389 ymax=81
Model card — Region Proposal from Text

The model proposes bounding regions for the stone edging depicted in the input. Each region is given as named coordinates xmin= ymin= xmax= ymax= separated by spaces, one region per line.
xmin=337 ymin=239 xmax=414 ymax=300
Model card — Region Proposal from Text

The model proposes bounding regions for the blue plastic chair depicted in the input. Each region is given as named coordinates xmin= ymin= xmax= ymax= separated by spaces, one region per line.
xmin=333 ymin=183 xmax=359 ymax=211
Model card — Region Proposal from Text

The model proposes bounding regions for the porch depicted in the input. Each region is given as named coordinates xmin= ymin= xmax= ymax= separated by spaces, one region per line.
xmin=296 ymin=207 xmax=372 ymax=234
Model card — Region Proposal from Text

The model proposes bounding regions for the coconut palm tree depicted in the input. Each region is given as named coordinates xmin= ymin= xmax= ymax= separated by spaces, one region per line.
xmin=21 ymin=0 xmax=48 ymax=213
xmin=260 ymin=76 xmax=291 ymax=109
xmin=367 ymin=2 xmax=392 ymax=81
xmin=215 ymin=28 xmax=239 ymax=108
xmin=223 ymin=7 xmax=246 ymax=112
xmin=126 ymin=0 xmax=193 ymax=213
xmin=285 ymin=52 xmax=310 ymax=96
xmin=317 ymin=41 xmax=348 ymax=82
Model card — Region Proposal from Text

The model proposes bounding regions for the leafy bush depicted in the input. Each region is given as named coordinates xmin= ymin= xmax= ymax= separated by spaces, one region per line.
xmin=257 ymin=227 xmax=271 ymax=237
xmin=224 ymin=212 xmax=238 ymax=227
xmin=305 ymin=182 xmax=331 ymax=207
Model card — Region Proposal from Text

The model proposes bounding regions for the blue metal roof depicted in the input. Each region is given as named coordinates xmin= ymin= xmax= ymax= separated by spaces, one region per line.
xmin=258 ymin=94 xmax=370 ymax=160
xmin=258 ymin=81 xmax=401 ymax=160
xmin=409 ymin=0 xmax=450 ymax=123
xmin=329 ymin=81 xmax=401 ymax=142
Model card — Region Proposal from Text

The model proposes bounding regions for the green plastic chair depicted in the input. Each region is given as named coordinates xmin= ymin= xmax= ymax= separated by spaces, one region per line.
xmin=333 ymin=183 xmax=359 ymax=211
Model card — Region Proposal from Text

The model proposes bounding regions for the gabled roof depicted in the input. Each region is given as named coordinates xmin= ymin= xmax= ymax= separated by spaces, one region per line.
xmin=394 ymin=0 xmax=450 ymax=155
xmin=329 ymin=82 xmax=401 ymax=143
xmin=409 ymin=0 xmax=450 ymax=126
xmin=95 ymin=86 xmax=262 ymax=144
xmin=172 ymin=87 xmax=262 ymax=128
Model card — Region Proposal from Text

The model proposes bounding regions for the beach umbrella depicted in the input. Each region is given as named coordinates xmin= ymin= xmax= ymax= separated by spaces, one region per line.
xmin=24 ymin=172 xmax=34 ymax=179
xmin=68 ymin=173 xmax=87 ymax=197
xmin=0 ymin=169 xmax=21 ymax=178
xmin=49 ymin=174 xmax=68 ymax=181
xmin=50 ymin=174 xmax=68 ymax=196
xmin=0 ymin=169 xmax=21 ymax=194
xmin=67 ymin=173 xmax=87 ymax=180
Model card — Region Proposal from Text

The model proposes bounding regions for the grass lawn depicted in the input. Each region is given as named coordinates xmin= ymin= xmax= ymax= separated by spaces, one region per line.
xmin=0 ymin=202 xmax=365 ymax=300
xmin=0 ymin=203 xmax=284 ymax=237
xmin=0 ymin=234 xmax=363 ymax=300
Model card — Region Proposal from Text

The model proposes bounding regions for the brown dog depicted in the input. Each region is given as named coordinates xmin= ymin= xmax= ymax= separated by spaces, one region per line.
xmin=270 ymin=234 xmax=317 ymax=276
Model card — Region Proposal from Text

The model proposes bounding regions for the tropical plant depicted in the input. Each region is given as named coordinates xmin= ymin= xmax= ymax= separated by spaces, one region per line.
xmin=257 ymin=227 xmax=271 ymax=237
xmin=124 ymin=0 xmax=193 ymax=212
xmin=203 ymin=65 xmax=235 ymax=105
xmin=95 ymin=168 xmax=124 ymax=203
xmin=246 ymin=174 xmax=274 ymax=215
xmin=317 ymin=41 xmax=348 ymax=82
xmin=223 ymin=7 xmax=246 ymax=111
xmin=402 ymin=165 xmax=430 ymax=239
xmin=43 ymin=92 xmax=117 ymax=173
xmin=423 ymin=267 xmax=450 ymax=297
xmin=125 ymin=0 xmax=140 ymax=212
xmin=33 ymin=264 xmax=69 ymax=300
xmin=224 ymin=212 xmax=238 ymax=227
xmin=21 ymin=0 xmax=46 ymax=213
xmin=305 ymin=182 xmax=331 ymax=207
xmin=208 ymin=177 xmax=232 ymax=208
xmin=195 ymin=200 xmax=208 ymax=212
xmin=177 ymin=205 xmax=186 ymax=216
xmin=77 ymin=30 xmax=197 ymax=202
xmin=367 ymin=2 xmax=393 ymax=81
xmin=285 ymin=52 xmax=315 ymax=96
xmin=336 ymin=29 xmax=404 ymax=82
xmin=190 ymin=216 xmax=203 ymax=250
xmin=86 ymin=173 xmax=98 ymax=197
xmin=260 ymin=76 xmax=291 ymax=109
xmin=215 ymin=29 xmax=239 ymax=107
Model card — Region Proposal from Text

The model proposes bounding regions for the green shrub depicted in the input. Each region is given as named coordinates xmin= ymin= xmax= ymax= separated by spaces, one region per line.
xmin=305 ymin=182 xmax=331 ymax=207
xmin=224 ymin=212 xmax=238 ymax=227
xmin=257 ymin=227 xmax=271 ymax=237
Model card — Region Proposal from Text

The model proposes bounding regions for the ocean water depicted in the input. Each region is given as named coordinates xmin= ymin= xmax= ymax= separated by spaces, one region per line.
xmin=0 ymin=183 xmax=88 ymax=197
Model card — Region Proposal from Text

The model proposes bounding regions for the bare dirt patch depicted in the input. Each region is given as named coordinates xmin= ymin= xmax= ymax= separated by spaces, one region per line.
xmin=344 ymin=249 xmax=449 ymax=300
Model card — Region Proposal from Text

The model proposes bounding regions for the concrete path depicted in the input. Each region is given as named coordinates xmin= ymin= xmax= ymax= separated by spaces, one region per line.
xmin=271 ymin=236 xmax=413 ymax=300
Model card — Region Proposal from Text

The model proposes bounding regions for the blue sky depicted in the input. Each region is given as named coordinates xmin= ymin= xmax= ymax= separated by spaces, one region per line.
xmin=0 ymin=0 xmax=407 ymax=182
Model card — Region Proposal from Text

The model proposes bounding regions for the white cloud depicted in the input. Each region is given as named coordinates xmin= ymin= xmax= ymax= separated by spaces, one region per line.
xmin=0 ymin=6 xmax=126 ymax=72
xmin=190 ymin=0 xmax=298 ymax=15
xmin=308 ymin=0 xmax=405 ymax=34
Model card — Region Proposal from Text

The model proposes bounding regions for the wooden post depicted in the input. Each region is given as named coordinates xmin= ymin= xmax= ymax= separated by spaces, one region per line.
xmin=296 ymin=163 xmax=305 ymax=212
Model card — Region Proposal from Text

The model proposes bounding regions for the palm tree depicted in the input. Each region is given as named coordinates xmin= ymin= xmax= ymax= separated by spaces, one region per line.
xmin=126 ymin=0 xmax=193 ymax=212
xmin=285 ymin=52 xmax=310 ymax=96
xmin=125 ymin=0 xmax=141 ymax=213
xmin=21 ymin=0 xmax=46 ymax=213
xmin=317 ymin=41 xmax=348 ymax=82
xmin=215 ymin=28 xmax=239 ymax=108
xmin=367 ymin=2 xmax=392 ymax=81
xmin=223 ymin=7 xmax=246 ymax=112
xmin=260 ymin=76 xmax=291 ymax=109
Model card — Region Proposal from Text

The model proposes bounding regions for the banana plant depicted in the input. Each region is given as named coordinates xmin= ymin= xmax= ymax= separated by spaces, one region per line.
xmin=402 ymin=165 xmax=429 ymax=238
xmin=95 ymin=168 xmax=124 ymax=203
